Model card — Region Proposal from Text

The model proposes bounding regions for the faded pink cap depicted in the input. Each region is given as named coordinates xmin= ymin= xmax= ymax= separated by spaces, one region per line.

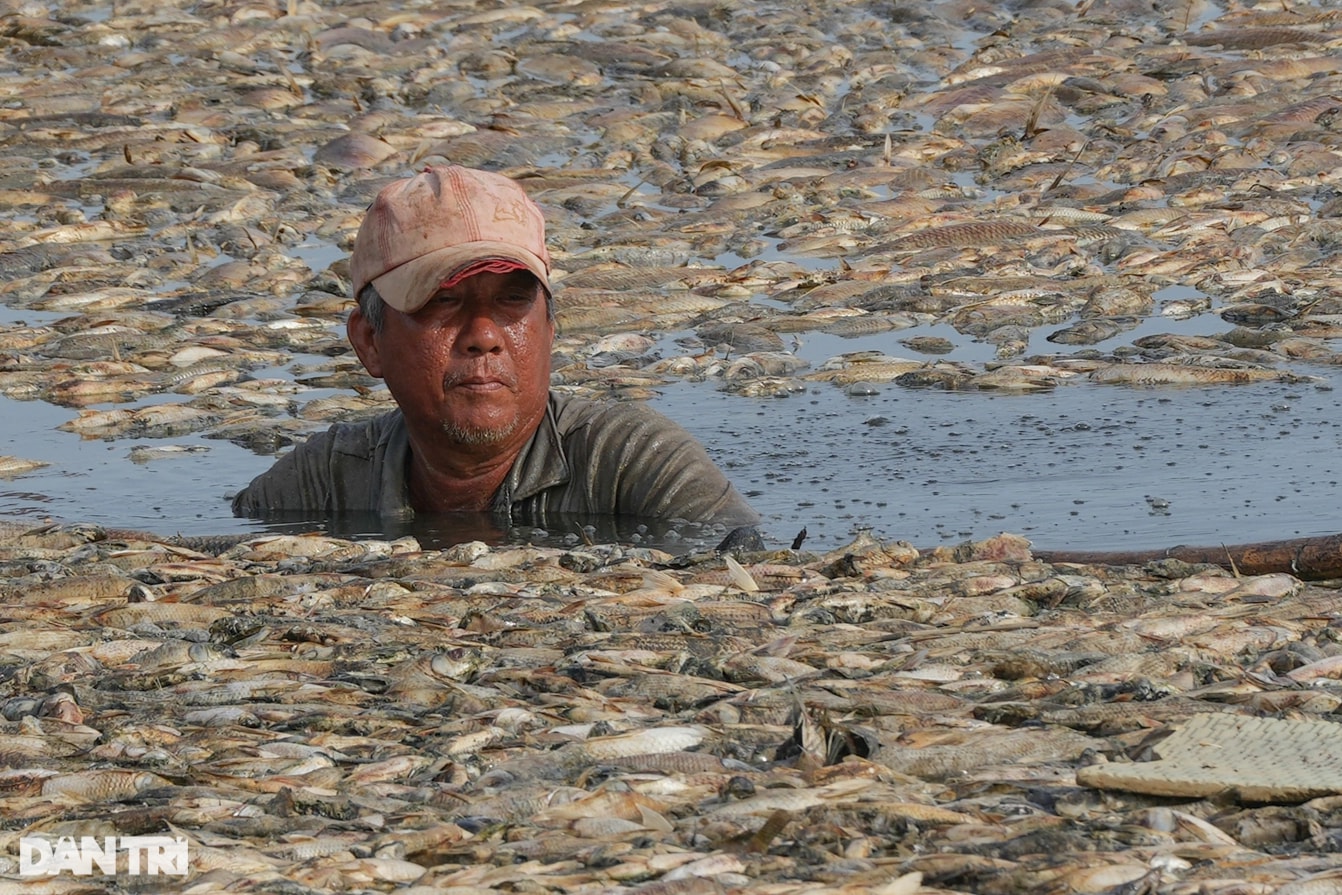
xmin=350 ymin=165 xmax=551 ymax=313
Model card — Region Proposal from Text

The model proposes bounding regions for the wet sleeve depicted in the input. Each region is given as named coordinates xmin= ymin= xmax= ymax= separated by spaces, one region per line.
xmin=588 ymin=404 xmax=760 ymax=526
xmin=231 ymin=429 xmax=339 ymax=515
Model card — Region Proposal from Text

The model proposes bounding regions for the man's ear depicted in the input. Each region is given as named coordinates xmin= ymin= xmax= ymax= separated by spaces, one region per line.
xmin=347 ymin=307 xmax=384 ymax=379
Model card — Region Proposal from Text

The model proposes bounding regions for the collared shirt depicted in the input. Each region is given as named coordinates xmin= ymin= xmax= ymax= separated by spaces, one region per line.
xmin=231 ymin=391 xmax=760 ymax=529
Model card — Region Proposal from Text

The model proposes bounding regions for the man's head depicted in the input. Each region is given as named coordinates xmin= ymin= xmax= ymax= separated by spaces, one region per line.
xmin=346 ymin=166 xmax=556 ymax=454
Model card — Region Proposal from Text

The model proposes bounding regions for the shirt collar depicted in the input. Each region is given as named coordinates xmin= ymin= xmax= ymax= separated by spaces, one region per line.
xmin=500 ymin=392 xmax=571 ymax=502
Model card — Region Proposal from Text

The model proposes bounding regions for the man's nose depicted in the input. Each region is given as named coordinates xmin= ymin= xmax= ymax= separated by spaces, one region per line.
xmin=456 ymin=306 xmax=504 ymax=354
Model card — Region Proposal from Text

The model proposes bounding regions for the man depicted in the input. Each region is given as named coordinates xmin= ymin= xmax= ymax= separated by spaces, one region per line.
xmin=232 ymin=165 xmax=760 ymax=540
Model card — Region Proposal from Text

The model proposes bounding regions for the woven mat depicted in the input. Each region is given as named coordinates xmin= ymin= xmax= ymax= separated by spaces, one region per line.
xmin=1077 ymin=713 xmax=1342 ymax=802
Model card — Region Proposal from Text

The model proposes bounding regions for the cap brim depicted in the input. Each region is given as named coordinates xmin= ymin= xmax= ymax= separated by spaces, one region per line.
xmin=370 ymin=241 xmax=551 ymax=313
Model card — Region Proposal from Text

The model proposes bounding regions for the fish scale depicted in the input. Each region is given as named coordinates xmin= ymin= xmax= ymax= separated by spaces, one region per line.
xmin=566 ymin=632 xmax=754 ymax=658
xmin=1038 ymin=698 xmax=1238 ymax=732
xmin=1089 ymin=362 xmax=1297 ymax=386
xmin=865 ymin=221 xmax=1043 ymax=254
xmin=1181 ymin=27 xmax=1328 ymax=49
xmin=4 ymin=573 xmax=136 ymax=607
xmin=874 ymin=727 xmax=1102 ymax=780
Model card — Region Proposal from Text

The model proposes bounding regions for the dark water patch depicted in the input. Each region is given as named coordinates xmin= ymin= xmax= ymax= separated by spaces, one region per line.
xmin=657 ymin=371 xmax=1342 ymax=553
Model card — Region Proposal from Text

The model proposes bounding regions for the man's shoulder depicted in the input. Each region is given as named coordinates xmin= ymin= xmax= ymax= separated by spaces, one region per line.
xmin=303 ymin=408 xmax=404 ymax=459
xmin=546 ymin=390 xmax=707 ymax=465
xmin=232 ymin=408 xmax=404 ymax=516
xmin=550 ymin=390 xmax=674 ymax=433
xmin=541 ymin=390 xmax=759 ymax=528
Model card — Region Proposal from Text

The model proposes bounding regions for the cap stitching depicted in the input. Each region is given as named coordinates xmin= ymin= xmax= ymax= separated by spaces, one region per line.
xmin=448 ymin=166 xmax=481 ymax=244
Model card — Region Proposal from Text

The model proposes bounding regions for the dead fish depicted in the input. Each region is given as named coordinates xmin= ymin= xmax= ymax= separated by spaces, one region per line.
xmin=578 ymin=726 xmax=708 ymax=760
xmin=127 ymin=444 xmax=210 ymax=463
xmin=312 ymin=133 xmax=400 ymax=170
xmin=0 ymin=455 xmax=49 ymax=476
xmin=1161 ymin=295 xmax=1212 ymax=318
xmin=41 ymin=769 xmax=171 ymax=801
xmin=1089 ymin=362 xmax=1302 ymax=386
xmin=805 ymin=354 xmax=926 ymax=385
xmin=720 ymin=376 xmax=804 ymax=397
xmin=972 ymin=364 xmax=1070 ymax=390
xmin=1180 ymin=27 xmax=1327 ymax=49
xmin=1046 ymin=318 xmax=1136 ymax=345
xmin=864 ymin=221 xmax=1043 ymax=254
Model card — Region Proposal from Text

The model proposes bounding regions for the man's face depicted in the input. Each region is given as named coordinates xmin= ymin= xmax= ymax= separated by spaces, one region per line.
xmin=352 ymin=269 xmax=554 ymax=449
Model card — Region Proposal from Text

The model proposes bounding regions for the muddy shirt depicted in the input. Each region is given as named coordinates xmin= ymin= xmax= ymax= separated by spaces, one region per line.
xmin=232 ymin=391 xmax=759 ymax=528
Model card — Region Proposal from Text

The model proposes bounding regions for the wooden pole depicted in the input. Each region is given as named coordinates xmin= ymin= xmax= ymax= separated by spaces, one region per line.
xmin=1034 ymin=534 xmax=1342 ymax=582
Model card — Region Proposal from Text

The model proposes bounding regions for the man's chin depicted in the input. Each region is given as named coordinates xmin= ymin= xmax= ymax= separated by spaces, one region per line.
xmin=441 ymin=419 xmax=518 ymax=446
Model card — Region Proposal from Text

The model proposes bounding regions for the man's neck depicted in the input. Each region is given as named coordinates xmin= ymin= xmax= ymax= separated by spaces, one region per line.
xmin=407 ymin=445 xmax=518 ymax=513
xmin=401 ymin=398 xmax=550 ymax=514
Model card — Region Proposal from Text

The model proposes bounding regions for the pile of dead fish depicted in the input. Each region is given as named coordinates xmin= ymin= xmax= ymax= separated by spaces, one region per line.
xmin=3 ymin=0 xmax=1342 ymax=458
xmin=2 ymin=522 xmax=1342 ymax=894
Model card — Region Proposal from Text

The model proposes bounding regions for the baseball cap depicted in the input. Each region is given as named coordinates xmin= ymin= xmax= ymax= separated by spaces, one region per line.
xmin=350 ymin=165 xmax=551 ymax=313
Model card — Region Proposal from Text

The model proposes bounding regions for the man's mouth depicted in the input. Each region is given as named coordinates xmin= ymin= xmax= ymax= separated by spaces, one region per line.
xmin=445 ymin=371 xmax=513 ymax=390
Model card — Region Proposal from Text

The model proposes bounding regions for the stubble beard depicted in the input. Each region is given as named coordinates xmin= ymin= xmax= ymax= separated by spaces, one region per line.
xmin=440 ymin=416 xmax=519 ymax=446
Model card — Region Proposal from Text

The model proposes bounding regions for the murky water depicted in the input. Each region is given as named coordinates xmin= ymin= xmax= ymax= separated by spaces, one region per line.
xmin=4 ymin=288 xmax=1338 ymax=553
xmin=665 ymin=296 xmax=1342 ymax=552
xmin=678 ymin=365 xmax=1342 ymax=553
